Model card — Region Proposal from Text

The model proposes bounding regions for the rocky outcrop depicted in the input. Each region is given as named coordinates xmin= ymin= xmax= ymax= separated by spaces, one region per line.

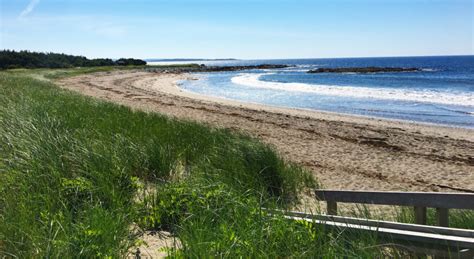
xmin=203 ymin=64 xmax=289 ymax=72
xmin=146 ymin=64 xmax=290 ymax=74
xmin=308 ymin=67 xmax=421 ymax=73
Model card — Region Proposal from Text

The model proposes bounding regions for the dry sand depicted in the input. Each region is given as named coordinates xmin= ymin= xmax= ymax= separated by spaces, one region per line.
xmin=58 ymin=70 xmax=474 ymax=193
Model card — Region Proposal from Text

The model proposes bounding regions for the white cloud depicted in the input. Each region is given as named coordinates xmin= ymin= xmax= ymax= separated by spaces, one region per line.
xmin=19 ymin=0 xmax=41 ymax=19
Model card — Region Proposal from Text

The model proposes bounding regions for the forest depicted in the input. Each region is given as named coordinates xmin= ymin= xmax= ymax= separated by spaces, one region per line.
xmin=0 ymin=50 xmax=146 ymax=69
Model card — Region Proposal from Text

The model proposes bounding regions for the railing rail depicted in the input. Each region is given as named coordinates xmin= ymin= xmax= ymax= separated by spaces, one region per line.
xmin=314 ymin=190 xmax=474 ymax=227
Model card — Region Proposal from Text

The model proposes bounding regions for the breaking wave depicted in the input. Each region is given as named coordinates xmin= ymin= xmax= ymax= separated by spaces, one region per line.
xmin=231 ymin=73 xmax=474 ymax=107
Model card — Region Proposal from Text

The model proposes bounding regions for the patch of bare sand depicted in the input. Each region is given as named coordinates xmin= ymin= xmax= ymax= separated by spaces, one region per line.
xmin=129 ymin=231 xmax=180 ymax=258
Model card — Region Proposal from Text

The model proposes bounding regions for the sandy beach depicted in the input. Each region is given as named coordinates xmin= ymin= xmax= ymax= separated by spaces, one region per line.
xmin=59 ymin=70 xmax=474 ymax=192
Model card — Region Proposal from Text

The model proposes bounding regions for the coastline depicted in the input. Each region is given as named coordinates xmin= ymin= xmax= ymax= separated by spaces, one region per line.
xmin=59 ymin=70 xmax=474 ymax=192
xmin=139 ymin=73 xmax=474 ymax=141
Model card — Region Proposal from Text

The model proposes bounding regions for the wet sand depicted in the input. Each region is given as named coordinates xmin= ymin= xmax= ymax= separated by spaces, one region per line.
xmin=58 ymin=70 xmax=474 ymax=193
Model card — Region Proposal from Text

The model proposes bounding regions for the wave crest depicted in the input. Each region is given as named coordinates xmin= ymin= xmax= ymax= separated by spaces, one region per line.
xmin=231 ymin=73 xmax=474 ymax=107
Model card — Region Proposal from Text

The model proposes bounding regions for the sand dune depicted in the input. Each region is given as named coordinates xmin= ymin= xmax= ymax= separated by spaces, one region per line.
xmin=59 ymin=70 xmax=474 ymax=192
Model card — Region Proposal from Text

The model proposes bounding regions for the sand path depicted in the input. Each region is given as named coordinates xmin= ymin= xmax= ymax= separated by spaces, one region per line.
xmin=58 ymin=70 xmax=474 ymax=193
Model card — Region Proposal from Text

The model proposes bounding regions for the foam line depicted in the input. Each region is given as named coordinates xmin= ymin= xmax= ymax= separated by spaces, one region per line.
xmin=231 ymin=73 xmax=474 ymax=107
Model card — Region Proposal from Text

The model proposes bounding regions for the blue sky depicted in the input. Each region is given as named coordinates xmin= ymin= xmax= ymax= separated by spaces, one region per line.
xmin=1 ymin=0 xmax=472 ymax=59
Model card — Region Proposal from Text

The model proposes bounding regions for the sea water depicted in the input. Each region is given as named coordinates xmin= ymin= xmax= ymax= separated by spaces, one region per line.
xmin=177 ymin=56 xmax=474 ymax=128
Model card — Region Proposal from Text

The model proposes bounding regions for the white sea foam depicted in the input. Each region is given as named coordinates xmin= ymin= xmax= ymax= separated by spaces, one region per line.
xmin=295 ymin=64 xmax=321 ymax=68
xmin=231 ymin=73 xmax=474 ymax=107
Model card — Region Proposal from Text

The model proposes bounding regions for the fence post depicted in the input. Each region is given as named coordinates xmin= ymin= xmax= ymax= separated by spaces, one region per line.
xmin=414 ymin=206 xmax=427 ymax=225
xmin=327 ymin=200 xmax=338 ymax=215
xmin=436 ymin=208 xmax=449 ymax=227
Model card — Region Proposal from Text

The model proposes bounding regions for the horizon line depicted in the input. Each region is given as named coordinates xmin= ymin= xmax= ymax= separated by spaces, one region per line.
xmin=145 ymin=54 xmax=474 ymax=61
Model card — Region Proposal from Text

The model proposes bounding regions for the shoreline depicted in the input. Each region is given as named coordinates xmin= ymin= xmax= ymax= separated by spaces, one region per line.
xmin=59 ymin=70 xmax=474 ymax=192
xmin=138 ymin=73 xmax=474 ymax=141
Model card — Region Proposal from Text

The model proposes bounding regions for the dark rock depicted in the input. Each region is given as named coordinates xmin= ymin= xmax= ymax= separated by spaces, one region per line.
xmin=146 ymin=64 xmax=290 ymax=74
xmin=307 ymin=67 xmax=421 ymax=74
xmin=203 ymin=64 xmax=290 ymax=72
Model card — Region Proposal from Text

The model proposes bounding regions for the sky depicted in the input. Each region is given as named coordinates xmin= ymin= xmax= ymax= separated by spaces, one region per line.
xmin=0 ymin=0 xmax=473 ymax=59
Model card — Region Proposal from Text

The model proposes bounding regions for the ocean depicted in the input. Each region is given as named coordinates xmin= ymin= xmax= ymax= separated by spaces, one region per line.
xmin=173 ymin=56 xmax=474 ymax=128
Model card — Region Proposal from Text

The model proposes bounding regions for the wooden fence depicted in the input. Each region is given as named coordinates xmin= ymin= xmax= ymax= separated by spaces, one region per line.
xmin=269 ymin=189 xmax=474 ymax=257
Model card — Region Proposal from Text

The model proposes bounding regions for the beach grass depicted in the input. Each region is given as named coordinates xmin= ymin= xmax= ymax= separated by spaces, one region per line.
xmin=1 ymin=68 xmax=470 ymax=257
xmin=396 ymin=207 xmax=474 ymax=229
xmin=3 ymin=63 xmax=202 ymax=81
xmin=339 ymin=203 xmax=474 ymax=231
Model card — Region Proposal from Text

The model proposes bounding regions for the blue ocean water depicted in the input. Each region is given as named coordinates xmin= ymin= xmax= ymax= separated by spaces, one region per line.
xmin=177 ymin=56 xmax=474 ymax=128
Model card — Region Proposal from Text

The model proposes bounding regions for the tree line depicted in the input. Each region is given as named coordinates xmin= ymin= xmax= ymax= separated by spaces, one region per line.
xmin=0 ymin=50 xmax=147 ymax=69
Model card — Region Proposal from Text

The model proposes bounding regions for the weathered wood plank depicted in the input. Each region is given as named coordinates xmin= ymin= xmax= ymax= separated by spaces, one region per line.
xmin=415 ymin=206 xmax=427 ymax=225
xmin=327 ymin=200 xmax=338 ymax=215
xmin=436 ymin=208 xmax=449 ymax=227
xmin=314 ymin=190 xmax=474 ymax=210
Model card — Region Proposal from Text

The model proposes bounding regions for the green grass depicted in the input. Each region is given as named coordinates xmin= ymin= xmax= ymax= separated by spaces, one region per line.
xmin=334 ymin=200 xmax=474 ymax=231
xmin=3 ymin=68 xmax=469 ymax=258
xmin=396 ymin=207 xmax=474 ymax=229
xmin=3 ymin=63 xmax=202 ymax=80
xmin=5 ymin=65 xmax=145 ymax=80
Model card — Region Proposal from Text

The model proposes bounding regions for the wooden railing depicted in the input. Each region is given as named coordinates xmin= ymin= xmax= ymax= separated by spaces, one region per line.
xmin=266 ymin=190 xmax=474 ymax=257
xmin=314 ymin=190 xmax=474 ymax=227
xmin=270 ymin=209 xmax=474 ymax=258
